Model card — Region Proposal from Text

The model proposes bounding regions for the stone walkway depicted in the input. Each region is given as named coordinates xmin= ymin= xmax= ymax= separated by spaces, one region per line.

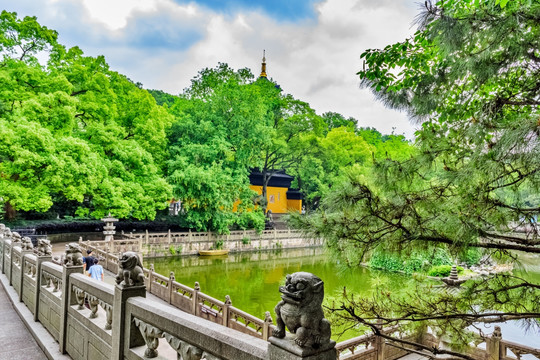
xmin=0 ymin=279 xmax=46 ymax=360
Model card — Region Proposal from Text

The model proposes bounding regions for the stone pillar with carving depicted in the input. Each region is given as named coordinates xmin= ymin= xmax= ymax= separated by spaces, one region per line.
xmin=111 ymin=251 xmax=147 ymax=360
xmin=487 ymin=326 xmax=502 ymax=360
xmin=269 ymin=272 xmax=336 ymax=360
xmin=33 ymin=252 xmax=52 ymax=321
xmin=59 ymin=243 xmax=84 ymax=354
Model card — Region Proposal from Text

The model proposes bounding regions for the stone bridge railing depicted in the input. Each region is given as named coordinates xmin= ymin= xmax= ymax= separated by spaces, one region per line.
xmin=1 ymin=225 xmax=539 ymax=360
xmin=79 ymin=241 xmax=276 ymax=341
xmin=87 ymin=229 xmax=322 ymax=257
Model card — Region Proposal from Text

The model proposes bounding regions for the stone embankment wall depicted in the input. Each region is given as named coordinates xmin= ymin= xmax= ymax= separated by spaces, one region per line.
xmin=87 ymin=229 xmax=322 ymax=258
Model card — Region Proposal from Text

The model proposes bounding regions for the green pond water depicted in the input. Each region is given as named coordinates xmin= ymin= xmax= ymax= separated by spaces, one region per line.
xmin=144 ymin=247 xmax=540 ymax=344
xmin=144 ymin=247 xmax=411 ymax=341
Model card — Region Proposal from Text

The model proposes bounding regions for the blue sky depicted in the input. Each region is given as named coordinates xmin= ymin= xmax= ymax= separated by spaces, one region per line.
xmin=0 ymin=0 xmax=419 ymax=137
xmin=176 ymin=0 xmax=320 ymax=21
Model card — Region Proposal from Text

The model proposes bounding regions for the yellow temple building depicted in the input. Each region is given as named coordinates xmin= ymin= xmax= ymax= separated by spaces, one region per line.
xmin=249 ymin=171 xmax=302 ymax=214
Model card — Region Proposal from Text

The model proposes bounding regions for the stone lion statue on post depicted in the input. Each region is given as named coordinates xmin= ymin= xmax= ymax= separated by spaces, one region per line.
xmin=116 ymin=252 xmax=145 ymax=287
xmin=37 ymin=239 xmax=53 ymax=256
xmin=273 ymin=272 xmax=332 ymax=348
xmin=64 ymin=243 xmax=84 ymax=266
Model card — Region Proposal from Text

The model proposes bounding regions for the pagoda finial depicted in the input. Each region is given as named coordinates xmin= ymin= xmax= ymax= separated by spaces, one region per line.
xmin=259 ymin=49 xmax=267 ymax=78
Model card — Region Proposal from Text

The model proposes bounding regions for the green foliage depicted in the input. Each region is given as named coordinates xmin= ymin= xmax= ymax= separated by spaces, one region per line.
xmin=213 ymin=239 xmax=224 ymax=250
xmin=235 ymin=211 xmax=265 ymax=232
xmin=427 ymin=265 xmax=464 ymax=277
xmin=167 ymin=64 xmax=271 ymax=233
xmin=368 ymin=247 xmax=454 ymax=275
xmin=459 ymin=248 xmax=482 ymax=267
xmin=299 ymin=0 xmax=540 ymax=353
xmin=169 ymin=245 xmax=176 ymax=255
xmin=241 ymin=237 xmax=251 ymax=245
xmin=0 ymin=11 xmax=172 ymax=221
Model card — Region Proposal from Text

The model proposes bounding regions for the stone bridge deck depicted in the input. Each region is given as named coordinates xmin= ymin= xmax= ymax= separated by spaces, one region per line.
xmin=0 ymin=276 xmax=46 ymax=360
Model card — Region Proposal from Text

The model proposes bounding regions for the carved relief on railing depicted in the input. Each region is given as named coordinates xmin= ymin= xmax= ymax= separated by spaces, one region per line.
xmin=335 ymin=333 xmax=376 ymax=358
xmin=133 ymin=318 xmax=164 ymax=358
xmin=151 ymin=272 xmax=170 ymax=289
xmin=72 ymin=285 xmax=113 ymax=330
xmin=12 ymin=250 xmax=21 ymax=267
xmin=502 ymin=340 xmax=540 ymax=360
xmin=163 ymin=332 xmax=223 ymax=360
xmin=171 ymin=281 xmax=194 ymax=300
xmin=228 ymin=306 xmax=265 ymax=337
xmin=42 ymin=270 xmax=62 ymax=293
xmin=24 ymin=258 xmax=37 ymax=279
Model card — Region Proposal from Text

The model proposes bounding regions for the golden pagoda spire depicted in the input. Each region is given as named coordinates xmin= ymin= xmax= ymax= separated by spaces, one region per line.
xmin=259 ymin=49 xmax=267 ymax=78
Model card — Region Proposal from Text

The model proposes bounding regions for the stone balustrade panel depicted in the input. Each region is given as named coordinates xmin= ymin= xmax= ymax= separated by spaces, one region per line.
xmin=39 ymin=261 xmax=63 ymax=341
xmin=196 ymin=291 xmax=225 ymax=325
xmin=336 ymin=333 xmax=377 ymax=360
xmin=170 ymin=281 xmax=195 ymax=312
xmin=227 ymin=306 xmax=267 ymax=339
xmin=3 ymin=239 xmax=11 ymax=279
xmin=501 ymin=339 xmax=540 ymax=360
xmin=149 ymin=271 xmax=170 ymax=300
xmin=22 ymin=253 xmax=38 ymax=312
xmin=64 ymin=273 xmax=115 ymax=360
xmin=11 ymin=246 xmax=22 ymax=295
xmin=125 ymin=297 xmax=268 ymax=360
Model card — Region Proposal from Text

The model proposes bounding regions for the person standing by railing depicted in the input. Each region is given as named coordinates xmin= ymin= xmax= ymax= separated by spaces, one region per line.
xmin=88 ymin=258 xmax=104 ymax=281
xmin=83 ymin=250 xmax=95 ymax=275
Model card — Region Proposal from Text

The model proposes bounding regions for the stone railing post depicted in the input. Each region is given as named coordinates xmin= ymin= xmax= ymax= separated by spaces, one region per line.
xmin=9 ymin=242 xmax=16 ymax=285
xmin=223 ymin=295 xmax=231 ymax=327
xmin=487 ymin=326 xmax=502 ymax=360
xmin=147 ymin=264 xmax=154 ymax=294
xmin=18 ymin=249 xmax=34 ymax=301
xmin=269 ymin=272 xmax=336 ymax=360
xmin=105 ymin=246 xmax=110 ymax=270
xmin=59 ymin=262 xmax=84 ymax=353
xmin=192 ymin=281 xmax=200 ymax=315
xmin=111 ymin=284 xmax=146 ymax=360
xmin=111 ymin=253 xmax=147 ymax=360
xmin=375 ymin=319 xmax=385 ymax=360
xmin=188 ymin=229 xmax=192 ymax=241
xmin=137 ymin=234 xmax=142 ymax=252
xmin=33 ymin=254 xmax=52 ymax=321
xmin=167 ymin=229 xmax=172 ymax=244
xmin=168 ymin=271 xmax=175 ymax=304
xmin=145 ymin=229 xmax=149 ymax=244
xmin=263 ymin=311 xmax=273 ymax=341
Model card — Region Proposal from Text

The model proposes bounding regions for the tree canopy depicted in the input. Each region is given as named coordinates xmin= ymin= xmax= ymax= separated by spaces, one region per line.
xmin=0 ymin=11 xmax=415 ymax=235
xmin=297 ymin=0 xmax=540 ymax=357
xmin=0 ymin=11 xmax=172 ymax=220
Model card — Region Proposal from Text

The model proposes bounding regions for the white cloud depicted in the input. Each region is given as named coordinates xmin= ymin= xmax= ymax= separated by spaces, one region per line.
xmin=3 ymin=0 xmax=419 ymax=137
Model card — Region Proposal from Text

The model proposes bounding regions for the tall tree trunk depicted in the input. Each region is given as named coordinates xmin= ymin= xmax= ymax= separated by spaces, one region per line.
xmin=262 ymin=170 xmax=269 ymax=214
xmin=4 ymin=201 xmax=16 ymax=221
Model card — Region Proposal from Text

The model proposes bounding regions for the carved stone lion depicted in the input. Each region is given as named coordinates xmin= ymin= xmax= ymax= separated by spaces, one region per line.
xmin=116 ymin=252 xmax=145 ymax=287
xmin=63 ymin=243 xmax=84 ymax=266
xmin=37 ymin=239 xmax=52 ymax=256
xmin=21 ymin=236 xmax=34 ymax=250
xmin=273 ymin=272 xmax=331 ymax=348
xmin=11 ymin=232 xmax=22 ymax=244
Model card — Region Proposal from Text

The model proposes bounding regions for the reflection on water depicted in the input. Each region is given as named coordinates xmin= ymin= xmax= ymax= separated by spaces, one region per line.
xmin=144 ymin=248 xmax=540 ymax=345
